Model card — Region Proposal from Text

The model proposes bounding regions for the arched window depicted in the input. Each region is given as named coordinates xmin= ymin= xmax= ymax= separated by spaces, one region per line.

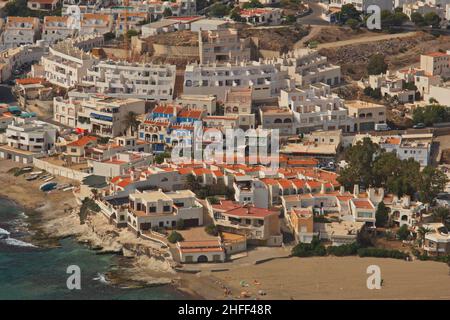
xmin=274 ymin=118 xmax=282 ymax=123
xmin=283 ymin=118 xmax=292 ymax=123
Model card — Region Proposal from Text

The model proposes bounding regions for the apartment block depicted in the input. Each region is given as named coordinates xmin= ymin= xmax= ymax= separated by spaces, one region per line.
xmin=223 ymin=87 xmax=255 ymax=130
xmin=183 ymin=61 xmax=292 ymax=101
xmin=279 ymin=83 xmax=352 ymax=134
xmin=423 ymin=222 xmax=450 ymax=256
xmin=83 ymin=61 xmax=176 ymax=101
xmin=346 ymin=100 xmax=387 ymax=132
xmin=92 ymin=151 xmax=153 ymax=177
xmin=271 ymin=49 xmax=341 ymax=87
xmin=206 ymin=199 xmax=283 ymax=246
xmin=1 ymin=17 xmax=41 ymax=49
xmin=42 ymin=16 xmax=75 ymax=45
xmin=199 ymin=28 xmax=251 ymax=64
xmin=76 ymin=96 xmax=146 ymax=137
xmin=42 ymin=40 xmax=97 ymax=89
xmin=0 ymin=118 xmax=57 ymax=163
xmin=420 ymin=52 xmax=450 ymax=77
xmin=79 ymin=14 xmax=113 ymax=36
xmin=127 ymin=189 xmax=204 ymax=233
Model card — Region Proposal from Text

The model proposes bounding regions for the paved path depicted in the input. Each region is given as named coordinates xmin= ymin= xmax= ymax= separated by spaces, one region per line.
xmin=316 ymin=31 xmax=419 ymax=49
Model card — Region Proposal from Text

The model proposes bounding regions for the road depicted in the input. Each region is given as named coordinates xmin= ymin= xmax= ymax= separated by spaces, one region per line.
xmin=316 ymin=31 xmax=419 ymax=49
xmin=297 ymin=0 xmax=329 ymax=26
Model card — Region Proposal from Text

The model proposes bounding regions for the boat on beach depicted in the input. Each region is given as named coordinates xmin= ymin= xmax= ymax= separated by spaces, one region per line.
xmin=43 ymin=176 xmax=55 ymax=182
xmin=39 ymin=182 xmax=57 ymax=192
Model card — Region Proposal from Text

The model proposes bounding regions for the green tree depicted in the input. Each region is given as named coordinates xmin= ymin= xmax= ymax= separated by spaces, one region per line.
xmin=163 ymin=7 xmax=173 ymax=17
xmin=423 ymin=12 xmax=441 ymax=28
xmin=397 ymin=224 xmax=410 ymax=240
xmin=338 ymin=4 xmax=360 ymax=22
xmin=242 ymin=0 xmax=264 ymax=9
xmin=230 ymin=7 xmax=244 ymax=22
xmin=167 ymin=231 xmax=184 ymax=243
xmin=416 ymin=226 xmax=433 ymax=247
xmin=432 ymin=207 xmax=450 ymax=226
xmin=411 ymin=12 xmax=425 ymax=26
xmin=412 ymin=104 xmax=450 ymax=126
xmin=205 ymin=224 xmax=219 ymax=236
xmin=127 ymin=29 xmax=139 ymax=38
xmin=346 ymin=18 xmax=360 ymax=30
xmin=375 ymin=202 xmax=390 ymax=227
xmin=418 ymin=166 xmax=448 ymax=204
xmin=209 ymin=3 xmax=230 ymax=18
xmin=123 ymin=111 xmax=140 ymax=135
xmin=185 ymin=173 xmax=200 ymax=190
xmin=367 ymin=54 xmax=388 ymax=75
xmin=154 ymin=152 xmax=171 ymax=164
xmin=337 ymin=137 xmax=380 ymax=189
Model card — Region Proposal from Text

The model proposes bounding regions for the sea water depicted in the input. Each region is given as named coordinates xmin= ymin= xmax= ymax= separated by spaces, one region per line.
xmin=0 ymin=197 xmax=187 ymax=300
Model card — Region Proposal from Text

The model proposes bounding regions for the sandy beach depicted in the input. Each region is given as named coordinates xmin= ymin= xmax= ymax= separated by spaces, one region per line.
xmin=1 ymin=159 xmax=449 ymax=300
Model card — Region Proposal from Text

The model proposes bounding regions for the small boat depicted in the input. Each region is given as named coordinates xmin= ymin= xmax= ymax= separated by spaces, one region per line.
xmin=21 ymin=167 xmax=33 ymax=172
xmin=43 ymin=176 xmax=55 ymax=182
xmin=30 ymin=171 xmax=43 ymax=175
xmin=40 ymin=182 xmax=57 ymax=192
xmin=26 ymin=174 xmax=39 ymax=181
xmin=63 ymin=186 xmax=74 ymax=192
xmin=56 ymin=184 xmax=70 ymax=190
xmin=39 ymin=175 xmax=50 ymax=180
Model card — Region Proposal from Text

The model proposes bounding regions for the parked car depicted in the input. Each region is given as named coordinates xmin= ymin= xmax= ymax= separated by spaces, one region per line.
xmin=413 ymin=123 xmax=426 ymax=129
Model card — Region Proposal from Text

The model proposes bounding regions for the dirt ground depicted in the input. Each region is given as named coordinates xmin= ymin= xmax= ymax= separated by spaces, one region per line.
xmin=212 ymin=256 xmax=450 ymax=300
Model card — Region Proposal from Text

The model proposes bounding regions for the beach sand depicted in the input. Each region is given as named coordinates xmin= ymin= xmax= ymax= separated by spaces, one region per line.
xmin=1 ymin=159 xmax=449 ymax=300
xmin=210 ymin=256 xmax=450 ymax=300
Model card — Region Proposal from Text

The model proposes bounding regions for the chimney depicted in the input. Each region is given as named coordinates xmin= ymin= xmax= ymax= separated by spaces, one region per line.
xmin=402 ymin=195 xmax=411 ymax=208
xmin=353 ymin=185 xmax=360 ymax=196
xmin=367 ymin=188 xmax=375 ymax=201
xmin=320 ymin=183 xmax=326 ymax=194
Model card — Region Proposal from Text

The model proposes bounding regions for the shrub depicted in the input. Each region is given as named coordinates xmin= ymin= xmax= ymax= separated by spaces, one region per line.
xmin=357 ymin=247 xmax=409 ymax=260
xmin=327 ymin=242 xmax=360 ymax=256
xmin=167 ymin=231 xmax=184 ymax=243
xmin=292 ymin=237 xmax=326 ymax=257
xmin=396 ymin=224 xmax=410 ymax=241
xmin=204 ymin=224 xmax=218 ymax=236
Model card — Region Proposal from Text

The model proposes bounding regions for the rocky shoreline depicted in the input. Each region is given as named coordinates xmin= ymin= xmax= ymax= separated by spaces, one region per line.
xmin=0 ymin=160 xmax=212 ymax=298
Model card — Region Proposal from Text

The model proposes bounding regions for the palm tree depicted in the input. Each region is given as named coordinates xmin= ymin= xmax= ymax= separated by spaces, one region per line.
xmin=416 ymin=226 xmax=433 ymax=248
xmin=123 ymin=111 xmax=140 ymax=136
xmin=432 ymin=207 xmax=450 ymax=226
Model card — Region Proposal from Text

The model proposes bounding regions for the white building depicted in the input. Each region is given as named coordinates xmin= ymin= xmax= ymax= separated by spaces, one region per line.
xmin=328 ymin=0 xmax=394 ymax=12
xmin=1 ymin=17 xmax=41 ymax=49
xmin=76 ymin=96 xmax=146 ymax=137
xmin=42 ymin=40 xmax=97 ymax=89
xmin=127 ymin=189 xmax=204 ymax=232
xmin=92 ymin=151 xmax=153 ymax=177
xmin=239 ymin=8 xmax=282 ymax=26
xmin=270 ymin=49 xmax=341 ymax=87
xmin=83 ymin=61 xmax=176 ymax=101
xmin=424 ymin=83 xmax=450 ymax=106
xmin=368 ymin=72 xmax=416 ymax=103
xmin=199 ymin=28 xmax=251 ymax=65
xmin=279 ymin=83 xmax=353 ymax=134
xmin=42 ymin=16 xmax=75 ymax=45
xmin=79 ymin=13 xmax=113 ymax=36
xmin=0 ymin=118 xmax=57 ymax=163
xmin=183 ymin=61 xmax=293 ymax=101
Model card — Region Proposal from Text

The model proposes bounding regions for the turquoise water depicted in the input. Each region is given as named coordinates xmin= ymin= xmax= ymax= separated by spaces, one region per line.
xmin=0 ymin=198 xmax=186 ymax=300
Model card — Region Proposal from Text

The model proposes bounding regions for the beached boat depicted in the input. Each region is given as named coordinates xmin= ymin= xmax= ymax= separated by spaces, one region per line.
xmin=43 ymin=176 xmax=55 ymax=182
xmin=63 ymin=186 xmax=74 ymax=192
xmin=26 ymin=174 xmax=39 ymax=181
xmin=39 ymin=182 xmax=57 ymax=192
